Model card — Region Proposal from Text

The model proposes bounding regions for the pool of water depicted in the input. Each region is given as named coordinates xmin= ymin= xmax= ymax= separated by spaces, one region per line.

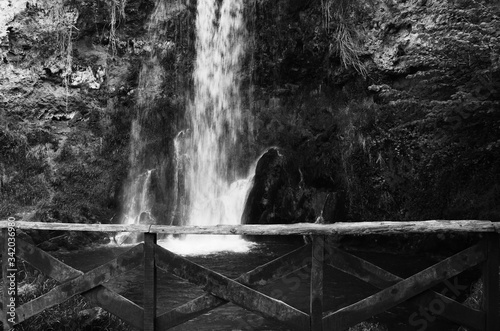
xmin=54 ymin=240 xmax=477 ymax=331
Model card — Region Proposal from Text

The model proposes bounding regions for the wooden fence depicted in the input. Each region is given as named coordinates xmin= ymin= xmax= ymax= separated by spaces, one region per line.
xmin=0 ymin=220 xmax=499 ymax=330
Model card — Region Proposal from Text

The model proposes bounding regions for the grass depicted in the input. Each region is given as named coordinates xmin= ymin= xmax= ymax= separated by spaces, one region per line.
xmin=321 ymin=0 xmax=368 ymax=76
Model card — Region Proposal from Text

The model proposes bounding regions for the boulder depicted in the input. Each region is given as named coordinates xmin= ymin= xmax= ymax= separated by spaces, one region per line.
xmin=241 ymin=148 xmax=285 ymax=224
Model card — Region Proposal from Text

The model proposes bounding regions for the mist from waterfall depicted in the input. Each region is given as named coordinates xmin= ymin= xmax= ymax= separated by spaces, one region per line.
xmin=120 ymin=0 xmax=170 ymax=232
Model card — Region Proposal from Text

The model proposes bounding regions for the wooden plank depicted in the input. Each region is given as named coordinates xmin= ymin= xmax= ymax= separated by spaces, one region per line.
xmin=150 ymin=220 xmax=495 ymax=235
xmin=326 ymin=247 xmax=485 ymax=330
xmin=83 ymin=285 xmax=144 ymax=330
xmin=4 ymin=221 xmax=150 ymax=233
xmin=310 ymin=236 xmax=324 ymax=331
xmin=157 ymin=295 xmax=225 ymax=330
xmin=323 ymin=243 xmax=487 ymax=330
xmin=16 ymin=243 xmax=143 ymax=323
xmin=0 ymin=220 xmax=495 ymax=235
xmin=156 ymin=244 xmax=311 ymax=329
xmin=326 ymin=247 xmax=401 ymax=288
xmin=144 ymin=233 xmax=157 ymax=331
xmin=155 ymin=244 xmax=310 ymax=330
xmin=17 ymin=238 xmax=83 ymax=282
xmin=483 ymin=233 xmax=500 ymax=331
xmin=240 ymin=244 xmax=311 ymax=286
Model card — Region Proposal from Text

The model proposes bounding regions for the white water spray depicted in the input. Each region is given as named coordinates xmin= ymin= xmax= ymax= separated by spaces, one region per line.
xmin=162 ymin=0 xmax=253 ymax=254
xmin=186 ymin=0 xmax=248 ymax=226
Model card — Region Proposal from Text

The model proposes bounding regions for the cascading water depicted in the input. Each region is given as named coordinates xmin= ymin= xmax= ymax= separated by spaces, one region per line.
xmin=186 ymin=0 xmax=247 ymax=226
xmin=121 ymin=0 xmax=255 ymax=253
xmin=163 ymin=0 xmax=254 ymax=254
xmin=119 ymin=0 xmax=173 ymax=242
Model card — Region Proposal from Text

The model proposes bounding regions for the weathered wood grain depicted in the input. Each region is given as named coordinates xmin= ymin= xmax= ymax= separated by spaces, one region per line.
xmin=17 ymin=241 xmax=144 ymax=328
xmin=0 ymin=221 xmax=150 ymax=233
xmin=16 ymin=244 xmax=143 ymax=323
xmin=0 ymin=220 xmax=495 ymax=235
xmin=144 ymin=233 xmax=157 ymax=331
xmin=239 ymin=244 xmax=311 ymax=286
xmin=17 ymin=238 xmax=83 ymax=282
xmin=483 ymin=233 xmax=500 ymax=330
xmin=155 ymin=244 xmax=310 ymax=330
xmin=326 ymin=246 xmax=484 ymax=330
xmin=84 ymin=286 xmax=144 ymax=330
xmin=310 ymin=236 xmax=324 ymax=331
xmin=156 ymin=244 xmax=311 ymax=329
xmin=323 ymin=243 xmax=487 ymax=330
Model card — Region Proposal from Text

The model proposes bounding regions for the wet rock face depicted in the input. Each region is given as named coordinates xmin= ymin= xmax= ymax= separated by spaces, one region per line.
xmin=242 ymin=148 xmax=346 ymax=224
xmin=242 ymin=148 xmax=286 ymax=224
xmin=252 ymin=0 xmax=500 ymax=221
xmin=0 ymin=0 xmax=154 ymax=224
xmin=361 ymin=0 xmax=500 ymax=220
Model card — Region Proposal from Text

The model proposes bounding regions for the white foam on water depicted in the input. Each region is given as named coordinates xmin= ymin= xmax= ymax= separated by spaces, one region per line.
xmin=158 ymin=235 xmax=254 ymax=256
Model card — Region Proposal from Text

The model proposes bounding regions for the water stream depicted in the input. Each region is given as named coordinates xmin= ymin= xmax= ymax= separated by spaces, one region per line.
xmin=184 ymin=0 xmax=248 ymax=229
xmin=122 ymin=0 xmax=253 ymax=253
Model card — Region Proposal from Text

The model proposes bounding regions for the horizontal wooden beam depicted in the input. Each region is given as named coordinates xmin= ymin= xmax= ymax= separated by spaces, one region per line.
xmin=0 ymin=220 xmax=495 ymax=235
xmin=323 ymin=243 xmax=487 ymax=330
xmin=2 ymin=221 xmax=151 ymax=233
xmin=155 ymin=245 xmax=310 ymax=330
xmin=326 ymin=247 xmax=484 ymax=330
xmin=156 ymin=244 xmax=311 ymax=329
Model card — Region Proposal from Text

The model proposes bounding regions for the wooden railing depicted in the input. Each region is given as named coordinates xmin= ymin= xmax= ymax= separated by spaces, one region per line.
xmin=0 ymin=220 xmax=499 ymax=330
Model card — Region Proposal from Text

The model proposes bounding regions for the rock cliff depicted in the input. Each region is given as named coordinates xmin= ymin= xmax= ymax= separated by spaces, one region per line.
xmin=0 ymin=0 xmax=498 ymax=232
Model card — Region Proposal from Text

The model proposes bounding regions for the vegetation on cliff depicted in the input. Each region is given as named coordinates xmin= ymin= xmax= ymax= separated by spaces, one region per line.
xmin=1 ymin=0 xmax=499 ymax=232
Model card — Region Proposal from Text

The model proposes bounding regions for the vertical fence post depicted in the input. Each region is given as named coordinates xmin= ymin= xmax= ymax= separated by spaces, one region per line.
xmin=483 ymin=232 xmax=500 ymax=331
xmin=2 ymin=227 xmax=15 ymax=331
xmin=144 ymin=232 xmax=157 ymax=331
xmin=310 ymin=235 xmax=324 ymax=331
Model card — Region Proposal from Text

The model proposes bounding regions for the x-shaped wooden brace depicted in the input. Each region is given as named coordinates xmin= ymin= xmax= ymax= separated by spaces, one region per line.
xmin=323 ymin=242 xmax=487 ymax=330
xmin=14 ymin=239 xmax=145 ymax=329
xmin=154 ymin=243 xmax=312 ymax=330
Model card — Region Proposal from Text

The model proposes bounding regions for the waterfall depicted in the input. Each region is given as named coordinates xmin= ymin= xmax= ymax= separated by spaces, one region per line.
xmin=120 ymin=0 xmax=254 ymax=253
xmin=185 ymin=0 xmax=248 ymax=227
xmin=119 ymin=0 xmax=170 ymax=233
xmin=162 ymin=0 xmax=253 ymax=254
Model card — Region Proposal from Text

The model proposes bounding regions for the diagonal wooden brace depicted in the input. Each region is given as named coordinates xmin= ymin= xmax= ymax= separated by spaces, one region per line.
xmin=323 ymin=243 xmax=487 ymax=330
